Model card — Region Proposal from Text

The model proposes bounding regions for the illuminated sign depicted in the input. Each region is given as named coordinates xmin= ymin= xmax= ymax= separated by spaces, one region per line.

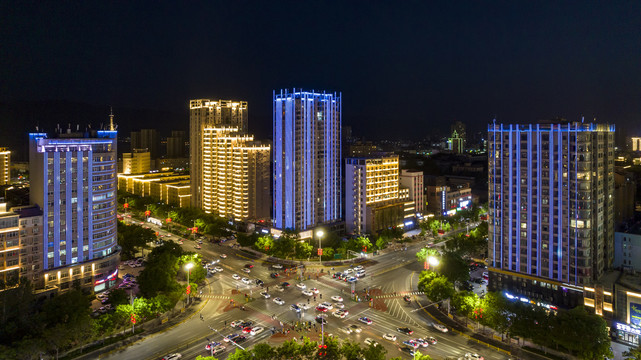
xmin=616 ymin=322 xmax=641 ymax=335
xmin=631 ymin=302 xmax=641 ymax=326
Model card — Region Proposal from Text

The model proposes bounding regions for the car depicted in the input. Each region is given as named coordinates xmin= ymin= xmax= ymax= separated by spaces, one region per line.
xmin=223 ymin=333 xmax=240 ymax=342
xmin=397 ymin=327 xmax=413 ymax=335
xmin=250 ymin=326 xmax=264 ymax=335
xmin=354 ymin=265 xmax=364 ymax=271
xmin=355 ymin=270 xmax=366 ymax=278
xmin=399 ymin=347 xmax=416 ymax=356
xmin=344 ymin=268 xmax=354 ymax=274
xmin=230 ymin=320 xmax=245 ymax=328
xmin=331 ymin=295 xmax=343 ymax=302
xmin=239 ymin=321 xmax=253 ymax=328
xmin=270 ymin=272 xmax=279 ymax=278
xmin=481 ymin=279 xmax=488 ymax=285
xmin=260 ymin=291 xmax=270 ymax=299
xmin=315 ymin=315 xmax=327 ymax=324
xmin=232 ymin=274 xmax=241 ymax=280
xmin=333 ymin=302 xmax=345 ymax=309
xmin=241 ymin=268 xmax=251 ymax=273
xmin=423 ymin=336 xmax=437 ymax=344
xmin=214 ymin=266 xmax=223 ymax=272
xmin=482 ymin=271 xmax=488 ymax=277
xmin=244 ymin=264 xmax=254 ymax=268
xmin=403 ymin=295 xmax=411 ymax=302
xmin=255 ymin=279 xmax=264 ymax=286
xmin=272 ymin=264 xmax=283 ymax=269
xmin=290 ymin=304 xmax=301 ymax=312
xmin=235 ymin=335 xmax=247 ymax=343
xmin=162 ymin=354 xmax=182 ymax=360
xmin=210 ymin=345 xmax=226 ymax=355
xmin=346 ymin=277 xmax=357 ymax=283
xmin=220 ymin=254 xmax=227 ymax=259
xmin=276 ymin=285 xmax=285 ymax=292
xmin=273 ymin=297 xmax=285 ymax=305
xmin=349 ymin=324 xmax=362 ymax=333
xmin=382 ymin=333 xmax=397 ymax=341
xmin=465 ymin=353 xmax=484 ymax=360
xmin=338 ymin=326 xmax=352 ymax=334
xmin=320 ymin=302 xmax=333 ymax=310
xmin=296 ymin=283 xmax=306 ymax=290
xmin=195 ymin=245 xmax=202 ymax=250
xmin=241 ymin=278 xmax=252 ymax=284
xmin=302 ymin=290 xmax=313 ymax=296
xmin=296 ymin=302 xmax=310 ymax=310
xmin=403 ymin=339 xmax=418 ymax=347
xmin=413 ymin=338 xmax=429 ymax=348
xmin=433 ymin=323 xmax=449 ymax=333
xmin=358 ymin=317 xmax=373 ymax=325
xmin=364 ymin=338 xmax=379 ymax=347
xmin=316 ymin=305 xmax=328 ymax=312
xmin=310 ymin=287 xmax=320 ymax=294
xmin=242 ymin=326 xmax=252 ymax=334
xmin=281 ymin=282 xmax=290 ymax=287
xmin=333 ymin=309 xmax=347 ymax=318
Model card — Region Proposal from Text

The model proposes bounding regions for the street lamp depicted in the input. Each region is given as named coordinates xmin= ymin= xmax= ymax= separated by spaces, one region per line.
xmin=425 ymin=255 xmax=440 ymax=270
xmin=185 ymin=262 xmax=194 ymax=305
xmin=316 ymin=230 xmax=324 ymax=265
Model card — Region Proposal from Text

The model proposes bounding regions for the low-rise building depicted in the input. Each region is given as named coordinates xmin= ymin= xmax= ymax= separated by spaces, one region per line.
xmin=122 ymin=149 xmax=151 ymax=174
xmin=425 ymin=179 xmax=473 ymax=216
xmin=117 ymin=171 xmax=191 ymax=208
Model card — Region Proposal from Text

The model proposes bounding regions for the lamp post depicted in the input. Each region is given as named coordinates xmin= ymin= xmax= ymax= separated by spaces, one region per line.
xmin=316 ymin=230 xmax=324 ymax=265
xmin=185 ymin=262 xmax=194 ymax=305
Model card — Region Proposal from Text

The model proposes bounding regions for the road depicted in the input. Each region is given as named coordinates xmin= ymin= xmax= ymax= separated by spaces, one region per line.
xmin=108 ymin=217 xmax=510 ymax=360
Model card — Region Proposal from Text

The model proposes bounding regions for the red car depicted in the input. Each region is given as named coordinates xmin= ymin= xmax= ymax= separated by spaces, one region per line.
xmin=316 ymin=306 xmax=328 ymax=312
xmin=242 ymin=327 xmax=252 ymax=334
xmin=244 ymin=264 xmax=254 ymax=268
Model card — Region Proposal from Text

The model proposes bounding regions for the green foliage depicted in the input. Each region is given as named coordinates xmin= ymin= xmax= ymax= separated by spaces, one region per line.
xmin=195 ymin=356 xmax=219 ymax=360
xmin=418 ymin=271 xmax=438 ymax=290
xmin=254 ymin=235 xmax=275 ymax=253
xmin=272 ymin=230 xmax=299 ymax=258
xmin=451 ymin=290 xmax=480 ymax=321
xmin=137 ymin=241 xmax=184 ymax=297
xmin=251 ymin=343 xmax=277 ymax=359
xmin=420 ymin=275 xmax=455 ymax=302
xmin=295 ymin=240 xmax=313 ymax=259
xmin=340 ymin=339 xmax=362 ymax=360
xmin=478 ymin=292 xmax=510 ymax=334
xmin=276 ymin=339 xmax=302 ymax=359
xmin=238 ymin=232 xmax=259 ymax=247
xmin=117 ymin=221 xmax=155 ymax=260
xmin=361 ymin=342 xmax=387 ymax=360
xmin=413 ymin=350 xmax=433 ymax=360
xmin=108 ymin=288 xmax=129 ymax=306
xmin=624 ymin=343 xmax=641 ymax=360
xmin=437 ymin=251 xmax=470 ymax=284
xmin=550 ymin=306 xmax=612 ymax=359
xmin=415 ymin=248 xmax=438 ymax=262
xmin=379 ymin=227 xmax=404 ymax=241
xmin=227 ymin=347 xmax=253 ymax=360
xmin=320 ymin=247 xmax=335 ymax=261
xmin=375 ymin=236 xmax=388 ymax=250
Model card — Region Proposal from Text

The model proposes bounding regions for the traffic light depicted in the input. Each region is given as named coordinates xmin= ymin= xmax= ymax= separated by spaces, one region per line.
xmin=145 ymin=210 xmax=151 ymax=217
xmin=123 ymin=203 xmax=129 ymax=209
xmin=186 ymin=285 xmax=191 ymax=295
xmin=130 ymin=313 xmax=136 ymax=324
xmin=318 ymin=344 xmax=327 ymax=356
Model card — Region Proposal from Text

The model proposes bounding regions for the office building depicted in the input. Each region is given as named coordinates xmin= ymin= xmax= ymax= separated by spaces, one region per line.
xmin=615 ymin=168 xmax=636 ymax=225
xmin=29 ymin=128 xmax=120 ymax=293
xmin=201 ymin=127 xmax=270 ymax=221
xmin=487 ymin=121 xmax=615 ymax=308
xmin=631 ymin=137 xmax=641 ymax=152
xmin=425 ymin=179 xmax=473 ymax=216
xmin=122 ymin=149 xmax=151 ymax=174
xmin=0 ymin=148 xmax=10 ymax=185
xmin=448 ymin=130 xmax=465 ymax=154
xmin=0 ymin=203 xmax=20 ymax=289
xmin=131 ymin=129 xmax=159 ymax=161
xmin=273 ymin=89 xmax=342 ymax=231
xmin=12 ymin=205 xmax=44 ymax=288
xmin=190 ymin=99 xmax=248 ymax=208
xmin=400 ymin=169 xmax=424 ymax=214
xmin=118 ymin=171 xmax=191 ymax=208
xmin=167 ymin=130 xmax=187 ymax=158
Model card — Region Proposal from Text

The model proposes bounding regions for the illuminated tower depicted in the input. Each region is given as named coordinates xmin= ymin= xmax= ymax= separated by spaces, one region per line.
xmin=273 ymin=89 xmax=342 ymax=230
xmin=488 ymin=121 xmax=615 ymax=308
xmin=0 ymin=147 xmax=9 ymax=185
xmin=190 ymin=99 xmax=248 ymax=208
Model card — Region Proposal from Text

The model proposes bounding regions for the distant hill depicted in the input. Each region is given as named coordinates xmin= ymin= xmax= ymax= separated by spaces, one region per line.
xmin=0 ymin=100 xmax=186 ymax=161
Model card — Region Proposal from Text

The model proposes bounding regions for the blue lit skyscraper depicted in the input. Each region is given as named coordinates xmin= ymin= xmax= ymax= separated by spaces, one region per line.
xmin=273 ymin=89 xmax=342 ymax=230
xmin=29 ymin=126 xmax=120 ymax=292
xmin=488 ymin=120 xmax=615 ymax=309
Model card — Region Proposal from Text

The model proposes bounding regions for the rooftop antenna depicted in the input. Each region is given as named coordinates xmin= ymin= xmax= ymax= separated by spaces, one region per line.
xmin=581 ymin=116 xmax=585 ymax=123
xmin=109 ymin=106 xmax=115 ymax=131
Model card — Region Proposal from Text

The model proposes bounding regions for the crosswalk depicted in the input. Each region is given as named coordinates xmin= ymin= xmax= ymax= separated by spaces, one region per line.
xmin=372 ymin=290 xmax=424 ymax=299
xmin=199 ymin=294 xmax=231 ymax=300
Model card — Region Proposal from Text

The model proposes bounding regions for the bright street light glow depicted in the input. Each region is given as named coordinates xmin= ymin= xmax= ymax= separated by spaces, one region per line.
xmin=316 ymin=230 xmax=324 ymax=238
xmin=428 ymin=256 xmax=440 ymax=267
xmin=185 ymin=262 xmax=194 ymax=271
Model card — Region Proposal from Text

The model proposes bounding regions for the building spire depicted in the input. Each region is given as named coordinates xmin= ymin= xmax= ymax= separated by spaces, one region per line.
xmin=109 ymin=106 xmax=115 ymax=131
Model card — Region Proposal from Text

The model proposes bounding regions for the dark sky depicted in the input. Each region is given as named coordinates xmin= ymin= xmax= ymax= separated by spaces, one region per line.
xmin=1 ymin=1 xmax=640 ymax=140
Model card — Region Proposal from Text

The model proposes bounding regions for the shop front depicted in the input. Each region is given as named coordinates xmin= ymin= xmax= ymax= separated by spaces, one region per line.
xmin=614 ymin=322 xmax=640 ymax=346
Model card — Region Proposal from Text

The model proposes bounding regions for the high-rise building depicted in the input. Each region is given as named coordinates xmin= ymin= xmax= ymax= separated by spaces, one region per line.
xmin=630 ymin=137 xmax=641 ymax=151
xmin=167 ymin=130 xmax=187 ymax=158
xmin=131 ymin=129 xmax=159 ymax=161
xmin=488 ymin=121 xmax=615 ymax=308
xmin=448 ymin=130 xmax=465 ymax=154
xmin=400 ymin=169 xmax=424 ymax=214
xmin=29 ymin=128 xmax=120 ymax=293
xmin=0 ymin=203 xmax=20 ymax=289
xmin=273 ymin=89 xmax=342 ymax=231
xmin=190 ymin=99 xmax=248 ymax=208
xmin=12 ymin=205 xmax=43 ymax=288
xmin=0 ymin=147 xmax=10 ymax=185
xmin=451 ymin=121 xmax=467 ymax=145
xmin=122 ymin=149 xmax=151 ymax=174
xmin=201 ymin=127 xmax=270 ymax=221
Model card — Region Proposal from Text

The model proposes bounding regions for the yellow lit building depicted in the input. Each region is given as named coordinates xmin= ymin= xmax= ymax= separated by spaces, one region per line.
xmin=201 ymin=127 xmax=270 ymax=221
xmin=346 ymin=155 xmax=415 ymax=234
xmin=117 ymin=171 xmax=191 ymax=208
xmin=122 ymin=149 xmax=151 ymax=174
xmin=0 ymin=148 xmax=10 ymax=185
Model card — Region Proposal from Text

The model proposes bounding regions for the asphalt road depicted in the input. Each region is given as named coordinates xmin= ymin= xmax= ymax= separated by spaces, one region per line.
xmin=108 ymin=218 xmax=511 ymax=360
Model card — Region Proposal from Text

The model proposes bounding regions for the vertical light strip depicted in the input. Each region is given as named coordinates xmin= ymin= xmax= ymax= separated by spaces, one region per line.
xmin=53 ymin=151 xmax=60 ymax=267
xmin=87 ymin=148 xmax=94 ymax=259
xmin=508 ymin=125 xmax=513 ymax=271
xmin=557 ymin=128 xmax=563 ymax=281
xmin=548 ymin=128 xmax=554 ymax=279
xmin=527 ymin=125 xmax=532 ymax=274
xmin=574 ymin=126 xmax=578 ymax=284
xmin=516 ymin=126 xmax=521 ymax=272
xmin=77 ymin=149 xmax=83 ymax=262
xmin=536 ymin=124 xmax=542 ymax=277
xmin=65 ymin=151 xmax=72 ymax=265
xmin=42 ymin=151 xmax=49 ymax=269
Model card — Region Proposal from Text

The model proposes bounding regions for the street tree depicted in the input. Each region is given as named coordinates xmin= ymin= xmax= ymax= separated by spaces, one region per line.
xmin=451 ymin=291 xmax=480 ymax=325
xmin=226 ymin=348 xmax=253 ymax=360
xmin=254 ymin=235 xmax=274 ymax=253
xmin=340 ymin=339 xmax=363 ymax=360
xmin=276 ymin=339 xmax=302 ymax=360
xmin=438 ymin=251 xmax=470 ymax=284
xmin=295 ymin=240 xmax=313 ymax=259
xmin=623 ymin=344 xmax=641 ymax=360
xmin=375 ymin=236 xmax=388 ymax=250
xmin=361 ymin=342 xmax=387 ymax=360
xmin=195 ymin=356 xmax=219 ymax=360
xmin=421 ymin=275 xmax=455 ymax=303
xmin=418 ymin=271 xmax=438 ymax=291
xmin=251 ymin=343 xmax=277 ymax=359
xmin=550 ymin=306 xmax=612 ymax=359
xmin=479 ymin=292 xmax=511 ymax=335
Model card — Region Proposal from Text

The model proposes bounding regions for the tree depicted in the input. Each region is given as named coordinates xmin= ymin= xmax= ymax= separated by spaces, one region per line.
xmin=295 ymin=241 xmax=313 ymax=259
xmin=451 ymin=291 xmax=480 ymax=324
xmin=227 ymin=348 xmax=253 ymax=360
xmin=415 ymin=248 xmax=438 ymax=263
xmin=361 ymin=342 xmax=387 ymax=360
xmin=238 ymin=232 xmax=259 ymax=247
xmin=417 ymin=271 xmax=438 ymax=291
xmin=624 ymin=344 xmax=641 ymax=360
xmin=254 ymin=235 xmax=274 ymax=253
xmin=251 ymin=343 xmax=277 ymax=359
xmin=550 ymin=306 xmax=612 ymax=359
xmin=108 ymin=288 xmax=129 ymax=306
xmin=421 ymin=276 xmax=455 ymax=303
xmin=438 ymin=251 xmax=470 ymax=284
xmin=277 ymin=339 xmax=302 ymax=360
xmin=195 ymin=356 xmax=219 ymax=360
xmin=479 ymin=292 xmax=511 ymax=335
xmin=320 ymin=336 xmax=341 ymax=360
xmin=320 ymin=247 xmax=335 ymax=261
xmin=340 ymin=339 xmax=362 ymax=360
xmin=414 ymin=350 xmax=433 ymax=359
xmin=375 ymin=236 xmax=388 ymax=250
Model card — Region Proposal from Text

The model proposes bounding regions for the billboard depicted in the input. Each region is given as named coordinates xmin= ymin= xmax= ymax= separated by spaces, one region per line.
xmin=631 ymin=302 xmax=641 ymax=326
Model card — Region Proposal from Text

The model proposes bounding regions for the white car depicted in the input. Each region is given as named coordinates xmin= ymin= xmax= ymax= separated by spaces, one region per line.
xmin=276 ymin=285 xmax=285 ymax=292
xmin=331 ymin=295 xmax=343 ymax=302
xmin=241 ymin=278 xmax=252 ymax=284
xmin=232 ymin=274 xmax=241 ymax=280
xmin=162 ymin=354 xmax=182 ymax=360
xmin=354 ymin=265 xmax=364 ymax=271
xmin=465 ymin=353 xmax=484 ymax=360
xmin=382 ymin=333 xmax=397 ymax=341
xmin=214 ymin=266 xmax=223 ymax=272
xmin=310 ymin=288 xmax=320 ymax=294
xmin=250 ymin=326 xmax=264 ymax=335
xmin=220 ymin=254 xmax=227 ymax=259
xmin=333 ymin=309 xmax=347 ymax=318
xmin=296 ymin=302 xmax=310 ymax=310
xmin=344 ymin=268 xmax=353 ymax=274
xmin=273 ymin=297 xmax=285 ymax=305
xmin=433 ymin=323 xmax=449 ymax=333
xmin=241 ymin=268 xmax=251 ymax=273
xmin=364 ymin=338 xmax=379 ymax=347
xmin=333 ymin=302 xmax=345 ymax=309
xmin=230 ymin=320 xmax=245 ymax=327
xmin=260 ymin=291 xmax=270 ymax=299
xmin=320 ymin=302 xmax=333 ymax=310
xmin=296 ymin=283 xmax=306 ymax=290
xmin=302 ymin=290 xmax=313 ymax=296
xmin=349 ymin=325 xmax=362 ymax=333
xmin=338 ymin=326 xmax=352 ymax=334
xmin=272 ymin=264 xmax=283 ymax=269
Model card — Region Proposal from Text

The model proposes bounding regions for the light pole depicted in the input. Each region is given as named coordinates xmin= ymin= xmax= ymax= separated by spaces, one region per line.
xmin=316 ymin=230 xmax=324 ymax=265
xmin=185 ymin=262 xmax=194 ymax=305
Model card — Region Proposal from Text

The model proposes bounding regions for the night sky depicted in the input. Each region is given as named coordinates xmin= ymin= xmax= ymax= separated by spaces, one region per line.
xmin=1 ymin=1 xmax=640 ymax=142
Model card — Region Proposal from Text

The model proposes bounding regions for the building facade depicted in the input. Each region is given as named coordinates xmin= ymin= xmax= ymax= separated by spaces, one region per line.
xmin=631 ymin=137 xmax=641 ymax=152
xmin=425 ymin=181 xmax=473 ymax=216
xmin=400 ymin=169 xmax=424 ymax=214
xmin=614 ymin=229 xmax=641 ymax=272
xmin=201 ymin=127 xmax=270 ymax=221
xmin=0 ymin=148 xmax=9 ymax=185
xmin=131 ymin=129 xmax=159 ymax=161
xmin=122 ymin=149 xmax=151 ymax=174
xmin=12 ymin=205 xmax=43 ymax=288
xmin=487 ymin=121 xmax=615 ymax=308
xmin=29 ymin=130 xmax=120 ymax=293
xmin=190 ymin=99 xmax=248 ymax=208
xmin=118 ymin=171 xmax=191 ymax=208
xmin=167 ymin=130 xmax=187 ymax=158
xmin=0 ymin=203 xmax=20 ymax=289
xmin=273 ymin=89 xmax=342 ymax=231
